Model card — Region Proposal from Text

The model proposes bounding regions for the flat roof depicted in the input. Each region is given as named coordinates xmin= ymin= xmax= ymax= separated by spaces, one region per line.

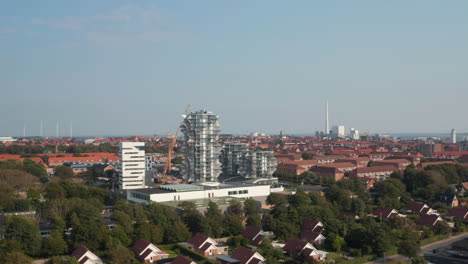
xmin=128 ymin=182 xmax=269 ymax=195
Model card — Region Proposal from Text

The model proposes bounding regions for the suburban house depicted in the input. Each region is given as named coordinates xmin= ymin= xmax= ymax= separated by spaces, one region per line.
xmin=217 ymin=246 xmax=265 ymax=264
xmin=185 ymin=233 xmax=228 ymax=256
xmin=300 ymin=219 xmax=326 ymax=245
xmin=435 ymin=193 xmax=459 ymax=208
xmin=300 ymin=231 xmax=326 ymax=245
xmin=349 ymin=166 xmax=397 ymax=180
xmin=171 ymin=256 xmax=196 ymax=264
xmin=301 ymin=219 xmax=324 ymax=233
xmin=70 ymin=246 xmax=104 ymax=264
xmin=405 ymin=202 xmax=437 ymax=215
xmin=447 ymin=207 xmax=468 ymax=221
xmin=283 ymin=238 xmax=327 ymax=262
xmin=415 ymin=215 xmax=444 ymax=227
xmin=131 ymin=239 xmax=169 ymax=263
xmin=241 ymin=226 xmax=267 ymax=246
xmin=371 ymin=208 xmax=399 ymax=219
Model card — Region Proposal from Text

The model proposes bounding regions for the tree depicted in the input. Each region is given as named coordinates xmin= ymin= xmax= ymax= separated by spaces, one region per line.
xmin=46 ymin=256 xmax=79 ymax=264
xmin=205 ymin=201 xmax=224 ymax=237
xmin=433 ymin=221 xmax=451 ymax=235
xmin=4 ymin=216 xmax=42 ymax=256
xmin=54 ymin=165 xmax=73 ymax=179
xmin=43 ymin=233 xmax=68 ymax=256
xmin=301 ymin=152 xmax=315 ymax=160
xmin=398 ymin=240 xmax=420 ymax=259
xmin=411 ymin=256 xmax=428 ymax=264
xmin=107 ymin=246 xmax=136 ymax=264
xmin=327 ymin=233 xmax=346 ymax=251
xmin=2 ymin=251 xmax=32 ymax=264
xmin=223 ymin=214 xmax=243 ymax=236
xmin=266 ymin=193 xmax=287 ymax=208
xmin=257 ymin=239 xmax=283 ymax=263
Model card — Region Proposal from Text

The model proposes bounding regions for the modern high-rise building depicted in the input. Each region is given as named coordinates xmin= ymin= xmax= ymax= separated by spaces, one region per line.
xmin=180 ymin=110 xmax=222 ymax=182
xmin=220 ymin=142 xmax=249 ymax=178
xmin=331 ymin=125 xmax=345 ymax=138
xmin=350 ymin=128 xmax=360 ymax=140
xmin=119 ymin=142 xmax=146 ymax=190
xmin=239 ymin=151 xmax=277 ymax=179
xmin=451 ymin=129 xmax=457 ymax=144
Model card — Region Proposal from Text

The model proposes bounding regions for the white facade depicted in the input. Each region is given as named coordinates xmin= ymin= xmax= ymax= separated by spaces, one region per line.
xmin=119 ymin=142 xmax=146 ymax=190
xmin=451 ymin=129 xmax=457 ymax=144
xmin=0 ymin=136 xmax=17 ymax=143
xmin=331 ymin=125 xmax=345 ymax=138
xmin=127 ymin=183 xmax=271 ymax=203
xmin=350 ymin=128 xmax=360 ymax=140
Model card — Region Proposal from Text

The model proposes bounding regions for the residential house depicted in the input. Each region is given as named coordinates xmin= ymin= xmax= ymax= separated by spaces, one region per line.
xmin=217 ymin=246 xmax=265 ymax=264
xmin=241 ymin=226 xmax=267 ymax=246
xmin=283 ymin=238 xmax=327 ymax=262
xmin=301 ymin=219 xmax=324 ymax=233
xmin=435 ymin=193 xmax=459 ymax=208
xmin=415 ymin=215 xmax=444 ymax=227
xmin=300 ymin=231 xmax=326 ymax=245
xmin=447 ymin=207 xmax=468 ymax=222
xmin=372 ymin=159 xmax=412 ymax=171
xmin=171 ymin=256 xmax=196 ymax=264
xmin=70 ymin=246 xmax=104 ymax=264
xmin=131 ymin=239 xmax=169 ymax=263
xmin=371 ymin=208 xmax=399 ymax=219
xmin=349 ymin=166 xmax=397 ymax=180
xmin=186 ymin=233 xmax=228 ymax=256
xmin=405 ymin=202 xmax=437 ymax=215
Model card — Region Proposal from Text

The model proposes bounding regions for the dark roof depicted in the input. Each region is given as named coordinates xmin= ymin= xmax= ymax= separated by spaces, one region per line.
xmin=70 ymin=246 xmax=89 ymax=259
xmin=188 ymin=233 xmax=209 ymax=250
xmin=231 ymin=247 xmax=256 ymax=264
xmin=241 ymin=226 xmax=261 ymax=241
xmin=140 ymin=248 xmax=153 ymax=260
xmin=406 ymin=202 xmax=426 ymax=212
xmin=447 ymin=207 xmax=468 ymax=220
xmin=301 ymin=219 xmax=321 ymax=232
xmin=284 ymin=238 xmax=308 ymax=254
xmin=172 ymin=256 xmax=194 ymax=264
xmin=373 ymin=208 xmax=397 ymax=218
xmin=301 ymin=231 xmax=322 ymax=242
xmin=302 ymin=247 xmax=314 ymax=257
xmin=435 ymin=193 xmax=456 ymax=204
xmin=132 ymin=239 xmax=151 ymax=255
xmin=415 ymin=215 xmax=441 ymax=226
xmin=79 ymin=256 xmax=89 ymax=264
xmin=199 ymin=242 xmax=212 ymax=252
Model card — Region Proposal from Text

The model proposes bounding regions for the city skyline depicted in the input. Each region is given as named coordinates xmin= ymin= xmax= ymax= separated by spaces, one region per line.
xmin=1 ymin=1 xmax=468 ymax=136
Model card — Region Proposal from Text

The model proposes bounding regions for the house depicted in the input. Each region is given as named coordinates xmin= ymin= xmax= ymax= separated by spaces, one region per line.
xmin=301 ymin=219 xmax=324 ymax=233
xmin=435 ymin=193 xmax=459 ymax=208
xmin=171 ymin=256 xmax=196 ymax=264
xmin=241 ymin=226 xmax=267 ymax=246
xmin=447 ymin=207 xmax=468 ymax=221
xmin=349 ymin=166 xmax=397 ymax=180
xmin=415 ymin=215 xmax=444 ymax=227
xmin=358 ymin=177 xmax=376 ymax=190
xmin=405 ymin=202 xmax=437 ymax=215
xmin=186 ymin=233 xmax=228 ymax=256
xmin=131 ymin=239 xmax=169 ymax=263
xmin=372 ymin=159 xmax=412 ymax=171
xmin=283 ymin=238 xmax=327 ymax=262
xmin=217 ymin=247 xmax=265 ymax=264
xmin=70 ymin=246 xmax=104 ymax=264
xmin=371 ymin=208 xmax=399 ymax=219
xmin=300 ymin=231 xmax=326 ymax=245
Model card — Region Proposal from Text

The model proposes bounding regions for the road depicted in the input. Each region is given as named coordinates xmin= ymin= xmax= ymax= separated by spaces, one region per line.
xmin=366 ymin=232 xmax=468 ymax=264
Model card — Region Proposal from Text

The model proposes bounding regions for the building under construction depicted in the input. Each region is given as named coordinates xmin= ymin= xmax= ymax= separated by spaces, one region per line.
xmin=180 ymin=110 xmax=222 ymax=182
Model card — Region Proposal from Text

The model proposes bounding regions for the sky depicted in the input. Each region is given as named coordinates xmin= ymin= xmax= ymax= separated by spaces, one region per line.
xmin=1 ymin=1 xmax=468 ymax=137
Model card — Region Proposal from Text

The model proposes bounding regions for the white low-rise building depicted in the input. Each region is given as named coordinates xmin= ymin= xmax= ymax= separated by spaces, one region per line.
xmin=127 ymin=182 xmax=271 ymax=203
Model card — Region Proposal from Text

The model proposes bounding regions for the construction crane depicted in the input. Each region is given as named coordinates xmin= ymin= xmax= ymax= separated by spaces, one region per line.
xmin=160 ymin=104 xmax=191 ymax=184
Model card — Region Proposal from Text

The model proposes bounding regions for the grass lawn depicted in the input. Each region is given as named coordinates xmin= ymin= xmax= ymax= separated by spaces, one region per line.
xmin=327 ymin=252 xmax=375 ymax=264
xmin=158 ymin=244 xmax=179 ymax=258
xmin=420 ymin=234 xmax=449 ymax=246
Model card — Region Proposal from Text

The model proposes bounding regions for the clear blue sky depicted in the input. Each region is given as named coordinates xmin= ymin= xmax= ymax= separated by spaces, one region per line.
xmin=1 ymin=1 xmax=467 ymax=137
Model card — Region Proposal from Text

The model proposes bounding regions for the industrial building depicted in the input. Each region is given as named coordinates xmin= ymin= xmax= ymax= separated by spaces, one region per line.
xmin=119 ymin=142 xmax=146 ymax=190
xmin=180 ymin=110 xmax=222 ymax=182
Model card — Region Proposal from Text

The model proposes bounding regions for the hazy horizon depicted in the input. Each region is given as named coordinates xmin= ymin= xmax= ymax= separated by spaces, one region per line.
xmin=2 ymin=1 xmax=468 ymax=136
